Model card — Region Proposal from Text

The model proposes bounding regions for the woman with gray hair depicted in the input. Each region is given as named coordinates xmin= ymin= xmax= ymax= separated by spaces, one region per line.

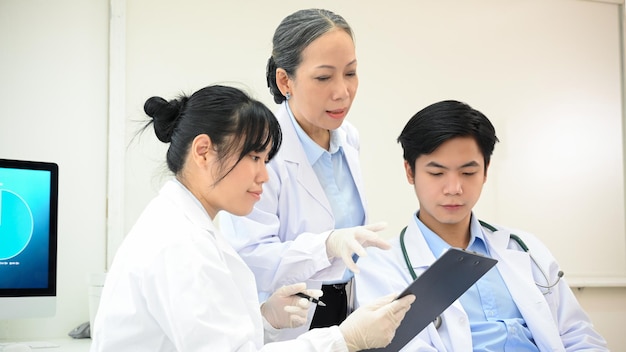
xmin=219 ymin=8 xmax=391 ymax=341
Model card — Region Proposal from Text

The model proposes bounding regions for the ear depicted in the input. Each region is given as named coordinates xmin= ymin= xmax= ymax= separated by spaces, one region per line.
xmin=190 ymin=134 xmax=214 ymax=168
xmin=404 ymin=160 xmax=415 ymax=185
xmin=275 ymin=68 xmax=291 ymax=97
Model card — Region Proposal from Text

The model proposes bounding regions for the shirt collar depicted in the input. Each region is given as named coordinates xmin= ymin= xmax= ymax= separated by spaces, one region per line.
xmin=468 ymin=215 xmax=486 ymax=246
xmin=467 ymin=215 xmax=489 ymax=255
xmin=416 ymin=211 xmax=486 ymax=257
xmin=286 ymin=102 xmax=344 ymax=165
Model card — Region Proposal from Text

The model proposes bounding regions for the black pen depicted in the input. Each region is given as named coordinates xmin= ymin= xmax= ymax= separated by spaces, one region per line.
xmin=295 ymin=292 xmax=326 ymax=307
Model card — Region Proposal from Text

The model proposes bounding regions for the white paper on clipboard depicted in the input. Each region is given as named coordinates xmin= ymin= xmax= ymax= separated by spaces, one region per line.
xmin=366 ymin=247 xmax=498 ymax=352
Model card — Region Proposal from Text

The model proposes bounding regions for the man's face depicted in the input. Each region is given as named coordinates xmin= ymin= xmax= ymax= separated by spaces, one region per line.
xmin=405 ymin=136 xmax=487 ymax=234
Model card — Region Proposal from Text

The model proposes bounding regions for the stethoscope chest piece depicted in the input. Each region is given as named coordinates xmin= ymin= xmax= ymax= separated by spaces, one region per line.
xmin=433 ymin=315 xmax=442 ymax=329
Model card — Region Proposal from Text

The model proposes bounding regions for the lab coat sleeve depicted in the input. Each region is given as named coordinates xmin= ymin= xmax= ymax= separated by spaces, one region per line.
xmin=512 ymin=231 xmax=609 ymax=351
xmin=354 ymin=243 xmax=441 ymax=351
xmin=262 ymin=321 xmax=348 ymax=352
xmin=144 ymin=235 xmax=262 ymax=351
xmin=264 ymin=327 xmax=348 ymax=352
xmin=554 ymin=280 xmax=609 ymax=351
xmin=354 ymin=244 xmax=409 ymax=306
xmin=143 ymin=232 xmax=349 ymax=352
xmin=218 ymin=162 xmax=346 ymax=295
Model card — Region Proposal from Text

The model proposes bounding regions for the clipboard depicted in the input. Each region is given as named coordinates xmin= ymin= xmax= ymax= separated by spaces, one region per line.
xmin=366 ymin=248 xmax=498 ymax=352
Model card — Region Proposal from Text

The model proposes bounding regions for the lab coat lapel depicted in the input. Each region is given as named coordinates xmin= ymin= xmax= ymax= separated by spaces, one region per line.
xmin=275 ymin=104 xmax=333 ymax=217
xmin=405 ymin=219 xmax=470 ymax=350
xmin=404 ymin=219 xmax=437 ymax=268
xmin=485 ymin=229 xmax=565 ymax=351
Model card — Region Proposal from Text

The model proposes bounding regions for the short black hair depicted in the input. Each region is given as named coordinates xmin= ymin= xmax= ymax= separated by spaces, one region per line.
xmin=398 ymin=100 xmax=499 ymax=173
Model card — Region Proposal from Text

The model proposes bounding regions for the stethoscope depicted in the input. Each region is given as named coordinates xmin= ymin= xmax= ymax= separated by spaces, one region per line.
xmin=399 ymin=219 xmax=565 ymax=329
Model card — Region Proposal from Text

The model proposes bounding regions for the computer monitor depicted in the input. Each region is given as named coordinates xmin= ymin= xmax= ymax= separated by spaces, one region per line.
xmin=0 ymin=158 xmax=58 ymax=319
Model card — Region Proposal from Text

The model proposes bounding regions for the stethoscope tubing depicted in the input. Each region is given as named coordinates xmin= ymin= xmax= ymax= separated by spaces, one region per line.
xmin=478 ymin=220 xmax=563 ymax=293
xmin=399 ymin=219 xmax=564 ymax=329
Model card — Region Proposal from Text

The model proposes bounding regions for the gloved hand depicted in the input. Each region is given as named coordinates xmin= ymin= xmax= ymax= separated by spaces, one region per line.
xmin=326 ymin=222 xmax=391 ymax=273
xmin=339 ymin=293 xmax=416 ymax=352
xmin=260 ymin=282 xmax=323 ymax=329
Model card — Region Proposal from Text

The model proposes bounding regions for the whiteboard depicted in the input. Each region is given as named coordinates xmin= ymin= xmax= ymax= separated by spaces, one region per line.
xmin=117 ymin=0 xmax=625 ymax=286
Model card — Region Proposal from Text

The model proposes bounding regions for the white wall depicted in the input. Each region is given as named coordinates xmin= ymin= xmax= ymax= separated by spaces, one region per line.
xmin=120 ymin=0 xmax=626 ymax=349
xmin=122 ymin=0 xmax=626 ymax=284
xmin=0 ymin=0 xmax=109 ymax=340
xmin=1 ymin=0 xmax=625 ymax=349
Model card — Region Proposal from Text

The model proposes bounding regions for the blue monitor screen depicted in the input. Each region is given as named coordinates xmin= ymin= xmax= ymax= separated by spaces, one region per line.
xmin=0 ymin=159 xmax=57 ymax=296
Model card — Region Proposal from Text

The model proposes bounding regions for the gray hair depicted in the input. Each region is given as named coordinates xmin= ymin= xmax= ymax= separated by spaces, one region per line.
xmin=266 ymin=8 xmax=354 ymax=104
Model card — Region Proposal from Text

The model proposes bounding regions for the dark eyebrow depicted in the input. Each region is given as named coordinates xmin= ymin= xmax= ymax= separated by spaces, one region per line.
xmin=425 ymin=160 xmax=481 ymax=169
xmin=316 ymin=59 xmax=357 ymax=70
xmin=425 ymin=161 xmax=446 ymax=169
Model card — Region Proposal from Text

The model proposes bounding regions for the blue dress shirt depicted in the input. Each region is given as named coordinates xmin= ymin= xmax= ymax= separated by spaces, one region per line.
xmin=287 ymin=104 xmax=365 ymax=283
xmin=416 ymin=212 xmax=539 ymax=351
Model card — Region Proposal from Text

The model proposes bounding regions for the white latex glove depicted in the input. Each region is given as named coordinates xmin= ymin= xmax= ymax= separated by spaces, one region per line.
xmin=260 ymin=282 xmax=323 ymax=329
xmin=339 ymin=293 xmax=416 ymax=352
xmin=326 ymin=222 xmax=391 ymax=273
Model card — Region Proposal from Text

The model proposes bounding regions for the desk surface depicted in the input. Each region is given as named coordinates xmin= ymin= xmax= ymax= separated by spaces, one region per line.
xmin=0 ymin=337 xmax=90 ymax=352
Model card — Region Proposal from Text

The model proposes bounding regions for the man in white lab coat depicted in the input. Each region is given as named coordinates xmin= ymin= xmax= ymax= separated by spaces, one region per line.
xmin=218 ymin=8 xmax=391 ymax=342
xmin=354 ymin=100 xmax=609 ymax=351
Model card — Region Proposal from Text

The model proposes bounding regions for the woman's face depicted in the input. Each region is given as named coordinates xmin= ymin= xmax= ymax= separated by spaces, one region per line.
xmin=286 ymin=28 xmax=358 ymax=137
xmin=194 ymin=140 xmax=272 ymax=219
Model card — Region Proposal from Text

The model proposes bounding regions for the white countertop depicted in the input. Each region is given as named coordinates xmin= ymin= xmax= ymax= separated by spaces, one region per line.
xmin=0 ymin=337 xmax=90 ymax=352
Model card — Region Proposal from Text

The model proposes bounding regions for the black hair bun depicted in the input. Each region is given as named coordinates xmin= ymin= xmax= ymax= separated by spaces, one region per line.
xmin=144 ymin=96 xmax=184 ymax=143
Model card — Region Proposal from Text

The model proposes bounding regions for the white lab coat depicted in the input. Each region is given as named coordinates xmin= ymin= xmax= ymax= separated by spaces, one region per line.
xmin=218 ymin=102 xmax=369 ymax=340
xmin=91 ymin=180 xmax=348 ymax=352
xmin=354 ymin=216 xmax=608 ymax=351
